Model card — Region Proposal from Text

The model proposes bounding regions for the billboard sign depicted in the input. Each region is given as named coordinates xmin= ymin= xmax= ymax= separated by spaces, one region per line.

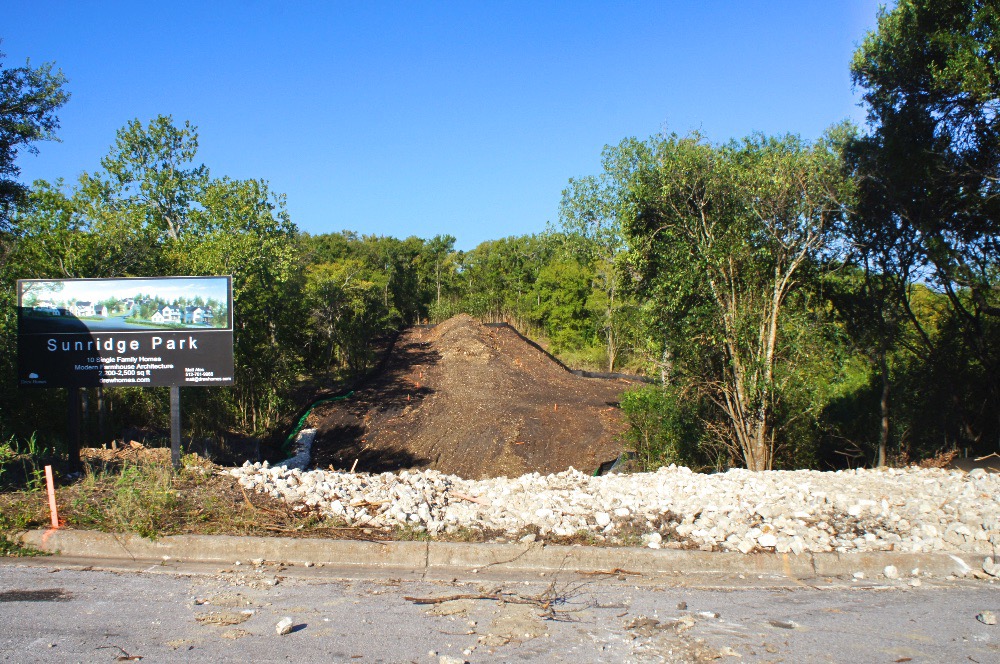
xmin=17 ymin=276 xmax=234 ymax=388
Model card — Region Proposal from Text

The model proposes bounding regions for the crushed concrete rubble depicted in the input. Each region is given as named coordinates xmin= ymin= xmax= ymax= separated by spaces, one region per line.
xmin=229 ymin=463 xmax=1000 ymax=555
xmin=275 ymin=617 xmax=294 ymax=635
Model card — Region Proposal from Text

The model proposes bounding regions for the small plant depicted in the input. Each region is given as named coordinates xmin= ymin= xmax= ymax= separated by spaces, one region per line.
xmin=0 ymin=432 xmax=53 ymax=491
xmin=392 ymin=523 xmax=432 ymax=541
xmin=0 ymin=497 xmax=46 ymax=557
xmin=620 ymin=385 xmax=705 ymax=471
xmin=103 ymin=462 xmax=180 ymax=539
xmin=0 ymin=436 xmax=16 ymax=463
xmin=0 ymin=440 xmax=10 ymax=485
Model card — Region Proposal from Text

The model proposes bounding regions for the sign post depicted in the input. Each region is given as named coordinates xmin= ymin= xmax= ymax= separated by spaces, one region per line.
xmin=170 ymin=386 xmax=181 ymax=468
xmin=17 ymin=276 xmax=235 ymax=469
xmin=67 ymin=388 xmax=81 ymax=472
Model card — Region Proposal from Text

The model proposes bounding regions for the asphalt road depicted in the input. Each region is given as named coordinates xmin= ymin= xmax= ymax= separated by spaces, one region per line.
xmin=1 ymin=559 xmax=998 ymax=663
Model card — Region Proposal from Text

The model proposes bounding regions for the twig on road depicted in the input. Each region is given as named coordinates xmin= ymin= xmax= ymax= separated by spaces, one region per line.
xmin=576 ymin=568 xmax=641 ymax=577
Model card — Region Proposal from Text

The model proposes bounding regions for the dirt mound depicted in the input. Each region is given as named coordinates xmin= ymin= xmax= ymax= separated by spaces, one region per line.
xmin=309 ymin=314 xmax=637 ymax=479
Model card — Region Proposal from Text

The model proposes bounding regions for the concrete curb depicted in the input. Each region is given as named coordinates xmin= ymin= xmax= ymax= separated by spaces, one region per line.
xmin=16 ymin=529 xmax=985 ymax=580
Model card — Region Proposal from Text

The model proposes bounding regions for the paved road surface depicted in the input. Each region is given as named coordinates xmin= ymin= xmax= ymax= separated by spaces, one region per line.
xmin=1 ymin=559 xmax=997 ymax=663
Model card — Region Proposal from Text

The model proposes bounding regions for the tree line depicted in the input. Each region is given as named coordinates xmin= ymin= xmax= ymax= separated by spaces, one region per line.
xmin=1 ymin=1 xmax=997 ymax=471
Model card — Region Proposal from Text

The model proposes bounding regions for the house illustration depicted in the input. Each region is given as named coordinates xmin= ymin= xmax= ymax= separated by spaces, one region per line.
xmin=74 ymin=301 xmax=96 ymax=317
xmin=183 ymin=306 xmax=213 ymax=324
xmin=32 ymin=300 xmax=60 ymax=315
xmin=151 ymin=305 xmax=182 ymax=324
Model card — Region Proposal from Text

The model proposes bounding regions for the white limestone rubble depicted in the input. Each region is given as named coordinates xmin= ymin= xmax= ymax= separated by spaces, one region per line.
xmin=227 ymin=463 xmax=1000 ymax=555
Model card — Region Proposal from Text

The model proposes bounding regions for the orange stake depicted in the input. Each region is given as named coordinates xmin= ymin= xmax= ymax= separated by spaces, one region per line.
xmin=44 ymin=465 xmax=59 ymax=528
xmin=554 ymin=403 xmax=558 ymax=412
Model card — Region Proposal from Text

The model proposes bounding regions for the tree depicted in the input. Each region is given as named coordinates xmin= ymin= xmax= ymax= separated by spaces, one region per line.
xmin=420 ymin=234 xmax=457 ymax=319
xmin=532 ymin=258 xmax=595 ymax=353
xmin=0 ymin=45 xmax=69 ymax=234
xmin=454 ymin=234 xmax=555 ymax=326
xmin=182 ymin=176 xmax=302 ymax=433
xmin=80 ymin=115 xmax=208 ymax=243
xmin=8 ymin=179 xmax=94 ymax=278
xmin=850 ymin=0 xmax=1000 ymax=452
xmin=305 ymin=258 xmax=387 ymax=371
xmin=621 ymin=131 xmax=850 ymax=470
xmin=560 ymin=160 xmax=638 ymax=371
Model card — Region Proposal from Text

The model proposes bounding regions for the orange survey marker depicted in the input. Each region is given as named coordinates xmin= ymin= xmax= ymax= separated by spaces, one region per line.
xmin=44 ymin=465 xmax=59 ymax=528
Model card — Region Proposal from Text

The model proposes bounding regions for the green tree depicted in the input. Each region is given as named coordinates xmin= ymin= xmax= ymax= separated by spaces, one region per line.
xmin=532 ymin=258 xmax=594 ymax=353
xmin=420 ymin=234 xmax=457 ymax=320
xmin=850 ymin=0 xmax=1000 ymax=453
xmin=304 ymin=258 xmax=387 ymax=371
xmin=80 ymin=115 xmax=208 ymax=243
xmin=0 ymin=45 xmax=69 ymax=444
xmin=0 ymin=45 xmax=69 ymax=235
xmin=621 ymin=131 xmax=851 ymax=470
xmin=560 ymin=163 xmax=637 ymax=371
xmin=8 ymin=179 xmax=94 ymax=278
xmin=7 ymin=116 xmax=306 ymax=440
xmin=181 ymin=176 xmax=302 ymax=433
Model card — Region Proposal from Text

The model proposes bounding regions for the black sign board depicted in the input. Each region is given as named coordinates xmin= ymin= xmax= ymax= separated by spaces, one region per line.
xmin=17 ymin=276 xmax=234 ymax=388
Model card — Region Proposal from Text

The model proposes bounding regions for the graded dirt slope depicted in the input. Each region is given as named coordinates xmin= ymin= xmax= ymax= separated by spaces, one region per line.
xmin=309 ymin=315 xmax=637 ymax=479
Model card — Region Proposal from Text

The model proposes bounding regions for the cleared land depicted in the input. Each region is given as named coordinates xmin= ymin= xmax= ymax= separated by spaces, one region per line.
xmin=309 ymin=315 xmax=639 ymax=478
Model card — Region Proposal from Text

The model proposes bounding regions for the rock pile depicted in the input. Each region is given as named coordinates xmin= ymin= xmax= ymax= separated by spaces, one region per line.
xmin=228 ymin=463 xmax=1000 ymax=556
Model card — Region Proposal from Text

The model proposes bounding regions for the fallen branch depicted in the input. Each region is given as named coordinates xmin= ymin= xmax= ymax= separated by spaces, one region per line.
xmin=240 ymin=485 xmax=294 ymax=519
xmin=405 ymin=578 xmax=585 ymax=621
xmin=404 ymin=591 xmax=550 ymax=609
xmin=258 ymin=524 xmax=387 ymax=544
xmin=350 ymin=499 xmax=389 ymax=508
xmin=449 ymin=491 xmax=490 ymax=506
xmin=576 ymin=568 xmax=641 ymax=577
xmin=96 ymin=644 xmax=142 ymax=661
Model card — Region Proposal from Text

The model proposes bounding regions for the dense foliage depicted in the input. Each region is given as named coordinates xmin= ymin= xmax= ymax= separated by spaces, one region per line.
xmin=2 ymin=1 xmax=998 ymax=471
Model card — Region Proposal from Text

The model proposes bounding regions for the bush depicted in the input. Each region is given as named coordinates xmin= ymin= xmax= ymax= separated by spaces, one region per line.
xmin=619 ymin=384 xmax=705 ymax=471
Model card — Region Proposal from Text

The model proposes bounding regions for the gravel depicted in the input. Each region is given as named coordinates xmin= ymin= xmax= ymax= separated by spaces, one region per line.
xmin=228 ymin=463 xmax=1000 ymax=555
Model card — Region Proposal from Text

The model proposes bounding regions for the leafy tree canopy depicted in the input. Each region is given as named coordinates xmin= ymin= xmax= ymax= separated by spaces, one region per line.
xmin=0 ymin=43 xmax=69 ymax=231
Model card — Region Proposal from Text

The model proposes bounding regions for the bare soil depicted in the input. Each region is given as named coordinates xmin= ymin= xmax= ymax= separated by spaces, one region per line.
xmin=308 ymin=315 xmax=639 ymax=479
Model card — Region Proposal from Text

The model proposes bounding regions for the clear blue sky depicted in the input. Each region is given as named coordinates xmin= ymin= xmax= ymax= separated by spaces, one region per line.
xmin=8 ymin=1 xmax=883 ymax=250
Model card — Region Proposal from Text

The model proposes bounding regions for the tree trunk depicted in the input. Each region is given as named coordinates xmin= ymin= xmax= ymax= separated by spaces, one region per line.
xmin=660 ymin=347 xmax=674 ymax=385
xmin=436 ymin=261 xmax=442 ymax=310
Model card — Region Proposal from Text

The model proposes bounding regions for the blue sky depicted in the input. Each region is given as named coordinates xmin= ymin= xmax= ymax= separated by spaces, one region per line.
xmin=8 ymin=1 xmax=883 ymax=250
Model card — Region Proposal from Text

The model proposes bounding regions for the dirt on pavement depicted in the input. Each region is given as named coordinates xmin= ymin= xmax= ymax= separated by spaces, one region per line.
xmin=309 ymin=315 xmax=639 ymax=479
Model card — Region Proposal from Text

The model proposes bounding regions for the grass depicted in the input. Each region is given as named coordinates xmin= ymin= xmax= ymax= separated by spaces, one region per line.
xmin=0 ymin=496 xmax=46 ymax=556
xmin=0 ymin=451 xmax=369 ymax=548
